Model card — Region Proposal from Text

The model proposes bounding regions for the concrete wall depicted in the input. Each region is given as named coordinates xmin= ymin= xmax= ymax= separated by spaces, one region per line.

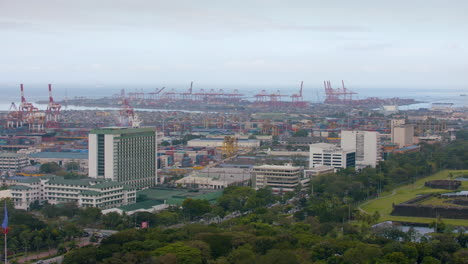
xmin=88 ymin=134 xmax=97 ymax=177
xmin=104 ymin=134 xmax=115 ymax=180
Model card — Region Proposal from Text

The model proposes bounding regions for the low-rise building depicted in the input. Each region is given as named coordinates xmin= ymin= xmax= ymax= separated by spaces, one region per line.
xmin=29 ymin=152 xmax=88 ymax=174
xmin=187 ymin=138 xmax=260 ymax=148
xmin=0 ymin=153 xmax=29 ymax=172
xmin=252 ymin=164 xmax=305 ymax=193
xmin=176 ymin=167 xmax=251 ymax=189
xmin=309 ymin=143 xmax=355 ymax=169
xmin=304 ymin=166 xmax=335 ymax=177
xmin=9 ymin=176 xmax=136 ymax=210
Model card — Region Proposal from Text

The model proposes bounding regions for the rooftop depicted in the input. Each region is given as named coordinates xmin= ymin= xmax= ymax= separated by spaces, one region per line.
xmin=310 ymin=143 xmax=347 ymax=152
xmin=189 ymin=138 xmax=260 ymax=142
xmin=30 ymin=152 xmax=88 ymax=159
xmin=89 ymin=181 xmax=125 ymax=189
xmin=80 ymin=190 xmax=102 ymax=196
xmin=46 ymin=177 xmax=105 ymax=186
xmin=10 ymin=185 xmax=32 ymax=190
xmin=16 ymin=177 xmax=41 ymax=184
xmin=90 ymin=127 xmax=155 ymax=135
xmin=395 ymin=145 xmax=420 ymax=151
xmin=117 ymin=199 xmax=165 ymax=212
xmin=137 ymin=188 xmax=223 ymax=205
xmin=0 ymin=152 xmax=27 ymax=158
xmin=254 ymin=164 xmax=302 ymax=170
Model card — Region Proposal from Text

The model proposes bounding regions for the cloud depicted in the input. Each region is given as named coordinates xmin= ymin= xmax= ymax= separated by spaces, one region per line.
xmin=341 ymin=43 xmax=393 ymax=51
xmin=0 ymin=1 xmax=370 ymax=34
xmin=0 ymin=20 xmax=36 ymax=30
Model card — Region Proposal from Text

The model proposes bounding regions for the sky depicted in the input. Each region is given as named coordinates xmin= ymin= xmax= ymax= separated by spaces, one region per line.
xmin=0 ymin=0 xmax=467 ymax=92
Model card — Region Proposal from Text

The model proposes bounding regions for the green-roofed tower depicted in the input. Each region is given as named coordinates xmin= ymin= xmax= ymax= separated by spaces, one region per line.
xmin=88 ymin=127 xmax=158 ymax=189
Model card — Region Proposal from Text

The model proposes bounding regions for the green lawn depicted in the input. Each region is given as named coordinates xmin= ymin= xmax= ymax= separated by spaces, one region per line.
xmin=360 ymin=170 xmax=468 ymax=227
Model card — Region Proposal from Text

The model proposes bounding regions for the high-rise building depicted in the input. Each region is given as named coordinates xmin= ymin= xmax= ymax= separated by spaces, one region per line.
xmin=309 ymin=143 xmax=355 ymax=170
xmin=390 ymin=119 xmax=406 ymax=140
xmin=341 ymin=130 xmax=382 ymax=168
xmin=88 ymin=127 xmax=158 ymax=189
xmin=391 ymin=121 xmax=414 ymax=148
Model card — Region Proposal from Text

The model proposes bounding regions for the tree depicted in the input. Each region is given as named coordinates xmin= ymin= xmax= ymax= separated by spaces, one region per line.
xmin=39 ymin=162 xmax=62 ymax=173
xmin=381 ymin=252 xmax=410 ymax=264
xmin=292 ymin=129 xmax=308 ymax=137
xmin=102 ymin=212 xmax=123 ymax=229
xmin=78 ymin=207 xmax=102 ymax=226
xmin=65 ymin=161 xmax=80 ymax=171
xmin=421 ymin=256 xmax=441 ymax=264
xmin=343 ymin=244 xmax=382 ymax=264
xmin=182 ymin=198 xmax=211 ymax=221
xmin=227 ymin=246 xmax=255 ymax=264
xmin=152 ymin=242 xmax=202 ymax=264
xmin=217 ymin=186 xmax=255 ymax=212
xmin=453 ymin=250 xmax=468 ymax=264
xmin=63 ymin=222 xmax=83 ymax=240
xmin=29 ymin=200 xmax=42 ymax=211
xmin=33 ymin=233 xmax=43 ymax=252
xmin=258 ymin=249 xmax=299 ymax=264
xmin=19 ymin=230 xmax=32 ymax=256
xmin=63 ymin=246 xmax=98 ymax=264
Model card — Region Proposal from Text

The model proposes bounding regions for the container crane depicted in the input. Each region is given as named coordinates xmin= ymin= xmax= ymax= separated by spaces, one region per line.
xmin=46 ymin=84 xmax=62 ymax=128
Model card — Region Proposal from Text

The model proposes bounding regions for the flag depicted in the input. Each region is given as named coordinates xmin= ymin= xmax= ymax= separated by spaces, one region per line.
xmin=2 ymin=202 xmax=8 ymax=234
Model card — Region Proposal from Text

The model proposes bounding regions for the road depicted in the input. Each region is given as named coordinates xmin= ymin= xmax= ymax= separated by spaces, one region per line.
xmin=32 ymin=255 xmax=63 ymax=264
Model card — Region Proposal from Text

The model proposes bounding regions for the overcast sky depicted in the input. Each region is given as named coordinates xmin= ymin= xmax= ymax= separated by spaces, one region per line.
xmin=0 ymin=0 xmax=467 ymax=91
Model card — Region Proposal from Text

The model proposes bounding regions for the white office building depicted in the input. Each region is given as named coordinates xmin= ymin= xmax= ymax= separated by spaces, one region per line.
xmin=309 ymin=143 xmax=355 ymax=170
xmin=89 ymin=127 xmax=158 ymax=189
xmin=341 ymin=130 xmax=382 ymax=168
xmin=0 ymin=153 xmax=29 ymax=172
xmin=252 ymin=164 xmax=306 ymax=193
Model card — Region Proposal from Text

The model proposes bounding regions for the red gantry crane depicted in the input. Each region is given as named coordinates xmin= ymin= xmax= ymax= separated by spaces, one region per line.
xmin=46 ymin=84 xmax=62 ymax=128
xmin=19 ymin=84 xmax=45 ymax=132
xmin=291 ymin=81 xmax=307 ymax=107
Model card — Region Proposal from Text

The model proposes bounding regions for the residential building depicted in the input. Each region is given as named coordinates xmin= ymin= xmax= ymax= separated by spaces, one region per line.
xmin=309 ymin=143 xmax=355 ymax=169
xmin=390 ymin=119 xmax=406 ymax=141
xmin=88 ymin=127 xmax=158 ymax=189
xmin=252 ymin=164 xmax=305 ymax=193
xmin=341 ymin=130 xmax=382 ymax=168
xmin=392 ymin=124 xmax=414 ymax=148
xmin=9 ymin=176 xmax=136 ymax=210
xmin=0 ymin=152 xmax=29 ymax=172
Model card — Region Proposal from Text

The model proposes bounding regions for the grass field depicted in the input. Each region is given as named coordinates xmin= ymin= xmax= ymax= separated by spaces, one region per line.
xmin=418 ymin=196 xmax=466 ymax=208
xmin=360 ymin=170 xmax=468 ymax=226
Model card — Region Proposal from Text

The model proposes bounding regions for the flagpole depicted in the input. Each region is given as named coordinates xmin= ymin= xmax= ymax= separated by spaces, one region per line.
xmin=2 ymin=201 xmax=8 ymax=264
xmin=4 ymin=231 xmax=6 ymax=264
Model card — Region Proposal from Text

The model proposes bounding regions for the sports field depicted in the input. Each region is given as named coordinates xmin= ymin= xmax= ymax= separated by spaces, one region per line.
xmin=360 ymin=170 xmax=468 ymax=226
